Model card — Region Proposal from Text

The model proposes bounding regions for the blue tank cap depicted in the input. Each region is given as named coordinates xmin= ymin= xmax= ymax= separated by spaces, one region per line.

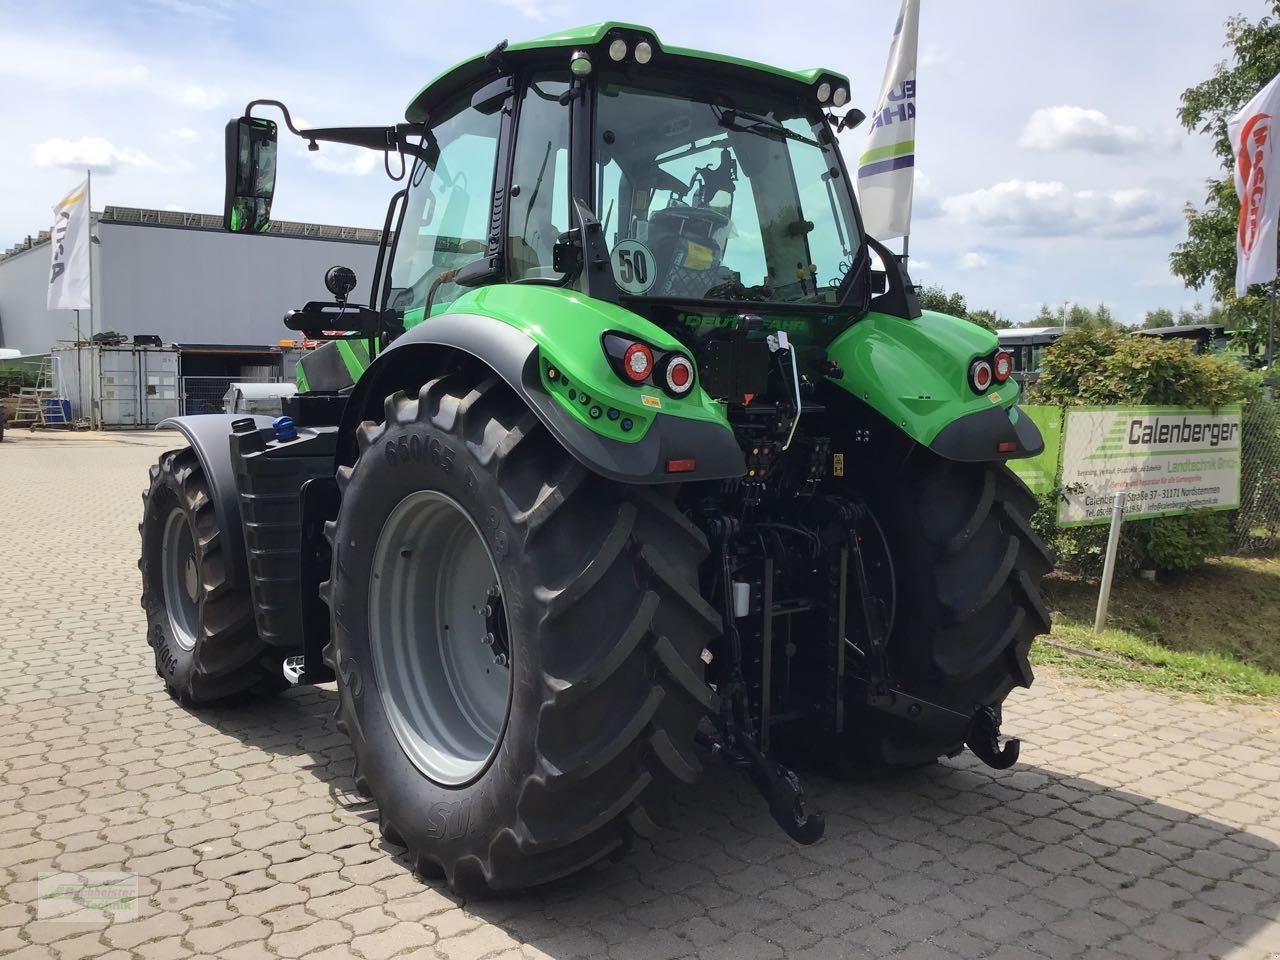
xmin=272 ymin=415 xmax=298 ymax=442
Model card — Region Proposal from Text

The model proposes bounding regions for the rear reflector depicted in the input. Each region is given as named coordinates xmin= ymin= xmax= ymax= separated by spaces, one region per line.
xmin=996 ymin=441 xmax=1019 ymax=453
xmin=665 ymin=458 xmax=697 ymax=473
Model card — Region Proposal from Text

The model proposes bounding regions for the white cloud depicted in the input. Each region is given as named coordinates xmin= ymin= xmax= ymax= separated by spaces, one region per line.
xmin=31 ymin=137 xmax=159 ymax=175
xmin=908 ymin=258 xmax=932 ymax=272
xmin=171 ymin=84 xmax=226 ymax=110
xmin=309 ymin=145 xmax=380 ymax=177
xmin=919 ymin=43 xmax=950 ymax=69
xmin=164 ymin=128 xmax=200 ymax=142
xmin=1019 ymin=105 xmax=1146 ymax=154
xmin=943 ymin=179 xmax=1179 ymax=238
xmin=491 ymin=0 xmax=569 ymax=22
xmin=959 ymin=252 xmax=989 ymax=270
xmin=912 ymin=170 xmax=943 ymax=220
xmin=0 ymin=33 xmax=224 ymax=110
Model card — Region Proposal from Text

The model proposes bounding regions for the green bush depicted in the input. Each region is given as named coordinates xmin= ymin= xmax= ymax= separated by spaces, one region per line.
xmin=1027 ymin=328 xmax=1258 ymax=575
xmin=1029 ymin=328 xmax=1259 ymax=407
xmin=1131 ymin=512 xmax=1232 ymax=573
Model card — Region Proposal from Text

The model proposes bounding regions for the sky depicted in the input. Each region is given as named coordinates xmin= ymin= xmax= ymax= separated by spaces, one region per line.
xmin=1 ymin=0 xmax=1271 ymax=326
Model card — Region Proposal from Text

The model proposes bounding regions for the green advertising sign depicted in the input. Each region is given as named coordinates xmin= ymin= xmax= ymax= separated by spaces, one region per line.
xmin=1009 ymin=405 xmax=1062 ymax=496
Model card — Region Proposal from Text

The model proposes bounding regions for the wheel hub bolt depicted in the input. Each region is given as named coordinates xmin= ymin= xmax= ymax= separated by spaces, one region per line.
xmin=482 ymin=632 xmax=495 ymax=646
xmin=494 ymin=653 xmax=508 ymax=667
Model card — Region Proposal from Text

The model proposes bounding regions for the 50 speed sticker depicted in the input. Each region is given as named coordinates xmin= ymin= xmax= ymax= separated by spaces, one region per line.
xmin=612 ymin=239 xmax=656 ymax=295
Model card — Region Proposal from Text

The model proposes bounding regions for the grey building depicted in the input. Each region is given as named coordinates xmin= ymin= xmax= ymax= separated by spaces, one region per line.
xmin=0 ymin=205 xmax=381 ymax=422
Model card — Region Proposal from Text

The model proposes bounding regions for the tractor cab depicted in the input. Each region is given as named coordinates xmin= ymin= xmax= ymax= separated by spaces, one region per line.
xmin=224 ymin=23 xmax=892 ymax=369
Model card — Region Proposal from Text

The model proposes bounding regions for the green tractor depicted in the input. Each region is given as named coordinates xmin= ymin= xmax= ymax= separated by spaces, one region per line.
xmin=139 ymin=23 xmax=1050 ymax=893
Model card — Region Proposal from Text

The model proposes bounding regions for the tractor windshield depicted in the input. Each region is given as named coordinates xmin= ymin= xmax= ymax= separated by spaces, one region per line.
xmin=595 ymin=76 xmax=861 ymax=306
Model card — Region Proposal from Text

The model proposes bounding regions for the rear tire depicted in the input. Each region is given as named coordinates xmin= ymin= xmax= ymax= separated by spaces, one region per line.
xmin=842 ymin=452 xmax=1052 ymax=771
xmin=323 ymin=363 xmax=720 ymax=893
xmin=139 ymin=448 xmax=282 ymax=703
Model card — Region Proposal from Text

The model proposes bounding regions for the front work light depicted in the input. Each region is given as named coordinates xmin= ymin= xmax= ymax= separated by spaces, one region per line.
xmin=570 ymin=50 xmax=592 ymax=76
xmin=832 ymin=86 xmax=849 ymax=107
xmin=608 ymin=38 xmax=628 ymax=61
xmin=816 ymin=81 xmax=832 ymax=104
xmin=634 ymin=40 xmax=653 ymax=64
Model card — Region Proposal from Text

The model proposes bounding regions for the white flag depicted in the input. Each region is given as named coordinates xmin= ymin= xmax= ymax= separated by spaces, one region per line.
xmin=1231 ymin=73 xmax=1280 ymax=296
xmin=47 ymin=178 xmax=92 ymax=311
xmin=858 ymin=0 xmax=919 ymax=240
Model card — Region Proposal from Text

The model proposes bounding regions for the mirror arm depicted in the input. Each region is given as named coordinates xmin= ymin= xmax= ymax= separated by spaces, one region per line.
xmin=297 ymin=125 xmax=433 ymax=161
xmin=242 ymin=100 xmax=431 ymax=161
xmin=244 ymin=99 xmax=308 ymax=136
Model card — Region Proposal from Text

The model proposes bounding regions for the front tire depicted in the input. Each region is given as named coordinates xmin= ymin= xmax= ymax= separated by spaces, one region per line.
xmin=139 ymin=448 xmax=281 ymax=703
xmin=323 ymin=362 xmax=720 ymax=893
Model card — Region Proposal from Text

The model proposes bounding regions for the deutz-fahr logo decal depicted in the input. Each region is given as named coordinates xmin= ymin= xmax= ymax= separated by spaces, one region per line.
xmin=679 ymin=313 xmax=809 ymax=334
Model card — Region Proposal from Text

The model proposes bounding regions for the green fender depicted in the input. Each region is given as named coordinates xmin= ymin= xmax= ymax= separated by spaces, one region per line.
xmin=824 ymin=309 xmax=1043 ymax=461
xmin=340 ymin=285 xmax=745 ymax=483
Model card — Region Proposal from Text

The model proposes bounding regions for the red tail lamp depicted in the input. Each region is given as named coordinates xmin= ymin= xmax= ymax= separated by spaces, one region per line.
xmin=665 ymin=458 xmax=697 ymax=473
xmin=993 ymin=351 xmax=1013 ymax=383
xmin=622 ymin=342 xmax=654 ymax=383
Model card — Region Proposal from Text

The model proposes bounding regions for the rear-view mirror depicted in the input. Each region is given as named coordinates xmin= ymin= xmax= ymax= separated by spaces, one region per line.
xmin=224 ymin=116 xmax=278 ymax=233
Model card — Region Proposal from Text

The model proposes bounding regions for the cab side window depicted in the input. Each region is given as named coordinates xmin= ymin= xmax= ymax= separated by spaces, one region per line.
xmin=507 ymin=73 xmax=570 ymax=281
xmin=390 ymin=98 xmax=500 ymax=319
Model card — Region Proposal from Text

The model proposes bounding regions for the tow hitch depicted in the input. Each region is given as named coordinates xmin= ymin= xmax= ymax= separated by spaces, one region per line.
xmin=698 ymin=729 xmax=825 ymax=844
xmin=965 ymin=705 xmax=1020 ymax=769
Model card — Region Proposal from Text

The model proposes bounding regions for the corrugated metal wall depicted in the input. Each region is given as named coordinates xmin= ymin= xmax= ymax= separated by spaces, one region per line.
xmin=0 ymin=217 xmax=379 ymax=356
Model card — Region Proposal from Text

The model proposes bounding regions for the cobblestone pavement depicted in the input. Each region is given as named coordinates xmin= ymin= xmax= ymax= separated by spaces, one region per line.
xmin=2 ymin=430 xmax=1280 ymax=960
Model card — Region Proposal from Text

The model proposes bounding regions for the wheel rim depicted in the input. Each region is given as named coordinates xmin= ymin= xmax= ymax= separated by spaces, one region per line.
xmin=369 ymin=489 xmax=512 ymax=786
xmin=161 ymin=507 xmax=200 ymax=652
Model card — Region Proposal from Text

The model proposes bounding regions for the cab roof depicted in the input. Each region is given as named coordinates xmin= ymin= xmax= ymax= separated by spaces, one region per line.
xmin=406 ymin=22 xmax=850 ymax=123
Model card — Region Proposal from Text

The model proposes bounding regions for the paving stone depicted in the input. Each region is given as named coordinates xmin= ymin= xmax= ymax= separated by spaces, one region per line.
xmin=3 ymin=431 xmax=1280 ymax=960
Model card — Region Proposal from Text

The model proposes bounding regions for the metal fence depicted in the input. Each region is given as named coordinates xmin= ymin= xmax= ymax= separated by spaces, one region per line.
xmin=179 ymin=376 xmax=281 ymax=416
xmin=1234 ymin=394 xmax=1280 ymax=554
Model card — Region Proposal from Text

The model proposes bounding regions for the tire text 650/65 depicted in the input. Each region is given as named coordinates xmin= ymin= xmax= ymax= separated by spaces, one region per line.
xmin=385 ymin=434 xmax=455 ymax=472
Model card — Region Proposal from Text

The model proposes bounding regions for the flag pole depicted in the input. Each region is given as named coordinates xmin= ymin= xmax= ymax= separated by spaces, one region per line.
xmin=86 ymin=168 xmax=94 ymax=342
xmin=1269 ymin=233 xmax=1277 ymax=373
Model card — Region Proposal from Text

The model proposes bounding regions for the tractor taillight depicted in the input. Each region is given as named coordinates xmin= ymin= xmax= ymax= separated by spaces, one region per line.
xmin=623 ymin=342 xmax=654 ymax=382
xmin=993 ymin=351 xmax=1013 ymax=383
xmin=664 ymin=355 xmax=695 ymax=396
xmin=970 ymin=359 xmax=993 ymax=393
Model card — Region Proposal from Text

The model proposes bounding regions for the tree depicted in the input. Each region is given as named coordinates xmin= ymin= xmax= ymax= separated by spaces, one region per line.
xmin=916 ymin=284 xmax=1012 ymax=331
xmin=1172 ymin=5 xmax=1280 ymax=359
xmin=917 ymin=284 xmax=967 ymax=318
xmin=965 ymin=308 xmax=1012 ymax=332
xmin=1142 ymin=308 xmax=1176 ymax=329
xmin=1032 ymin=302 xmax=1120 ymax=331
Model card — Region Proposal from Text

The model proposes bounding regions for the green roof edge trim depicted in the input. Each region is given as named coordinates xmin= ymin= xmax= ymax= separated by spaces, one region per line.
xmin=406 ymin=22 xmax=848 ymax=121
